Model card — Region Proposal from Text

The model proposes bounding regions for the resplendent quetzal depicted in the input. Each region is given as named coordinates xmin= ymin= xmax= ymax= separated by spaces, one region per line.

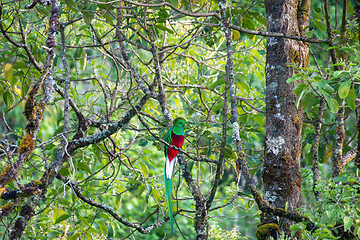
xmin=164 ymin=117 xmax=186 ymax=236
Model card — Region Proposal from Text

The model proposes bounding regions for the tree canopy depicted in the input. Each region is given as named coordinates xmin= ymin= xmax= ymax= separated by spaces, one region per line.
xmin=0 ymin=0 xmax=360 ymax=239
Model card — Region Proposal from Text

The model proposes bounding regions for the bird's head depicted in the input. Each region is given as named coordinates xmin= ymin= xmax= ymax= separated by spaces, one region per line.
xmin=173 ymin=117 xmax=187 ymax=128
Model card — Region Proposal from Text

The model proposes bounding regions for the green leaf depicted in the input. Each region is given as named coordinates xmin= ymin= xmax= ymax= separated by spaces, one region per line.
xmin=83 ymin=12 xmax=95 ymax=25
xmin=232 ymin=30 xmax=241 ymax=41
xmin=99 ymin=212 xmax=110 ymax=221
xmin=92 ymin=144 xmax=102 ymax=159
xmin=53 ymin=125 xmax=65 ymax=136
xmin=254 ymin=114 xmax=263 ymax=126
xmin=333 ymin=175 xmax=348 ymax=183
xmin=145 ymin=184 xmax=152 ymax=203
xmin=104 ymin=13 xmax=114 ymax=25
xmin=206 ymin=138 xmax=212 ymax=158
xmin=138 ymin=139 xmax=149 ymax=147
xmin=249 ymin=10 xmax=266 ymax=25
xmin=56 ymin=106 xmax=63 ymax=126
xmin=295 ymin=88 xmax=306 ymax=109
xmin=170 ymin=0 xmax=179 ymax=7
xmin=313 ymin=19 xmax=326 ymax=32
xmin=302 ymin=89 xmax=315 ymax=113
xmin=210 ymin=132 xmax=222 ymax=141
xmin=38 ymin=6 xmax=51 ymax=16
xmin=341 ymin=46 xmax=355 ymax=53
xmin=338 ymin=81 xmax=351 ymax=99
xmin=78 ymin=162 xmax=91 ymax=174
xmin=344 ymin=216 xmax=352 ymax=232
xmin=318 ymin=88 xmax=332 ymax=109
xmin=65 ymin=0 xmax=78 ymax=11
xmin=98 ymin=220 xmax=108 ymax=236
xmin=0 ymin=57 xmax=10 ymax=62
xmin=12 ymin=62 xmax=28 ymax=69
xmin=327 ymin=46 xmax=339 ymax=51
xmin=332 ymin=62 xmax=346 ymax=67
xmin=54 ymin=214 xmax=70 ymax=224
xmin=151 ymin=188 xmax=161 ymax=203
xmin=328 ymin=98 xmax=339 ymax=113
xmin=187 ymin=161 xmax=194 ymax=173
xmin=4 ymin=63 xmax=14 ymax=84
xmin=3 ymin=90 xmax=15 ymax=108
xmin=293 ymin=83 xmax=307 ymax=96
xmin=318 ymin=80 xmax=335 ymax=94
xmin=154 ymin=24 xmax=174 ymax=34
xmin=210 ymin=79 xmax=225 ymax=90
xmin=287 ymin=74 xmax=301 ymax=83
xmin=9 ymin=77 xmax=17 ymax=90
xmin=69 ymin=233 xmax=81 ymax=240
xmin=107 ymin=223 xmax=114 ymax=238
xmin=47 ymin=231 xmax=61 ymax=239
xmin=157 ymin=8 xmax=169 ymax=23
xmin=290 ymin=222 xmax=305 ymax=237
xmin=345 ymin=88 xmax=356 ymax=110
xmin=77 ymin=215 xmax=89 ymax=226
xmin=242 ymin=15 xmax=255 ymax=40
xmin=236 ymin=81 xmax=250 ymax=94
xmin=139 ymin=162 xmax=149 ymax=177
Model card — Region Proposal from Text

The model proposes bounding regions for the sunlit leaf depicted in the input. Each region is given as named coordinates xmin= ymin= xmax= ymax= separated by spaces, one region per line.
xmin=345 ymin=88 xmax=356 ymax=110
xmin=295 ymin=88 xmax=306 ymax=109
xmin=54 ymin=214 xmax=70 ymax=224
xmin=3 ymin=90 xmax=15 ymax=108
xmin=344 ymin=216 xmax=352 ymax=232
xmin=328 ymin=98 xmax=339 ymax=113
xmin=232 ymin=30 xmax=241 ymax=41
xmin=154 ymin=24 xmax=174 ymax=34
xmin=4 ymin=63 xmax=13 ymax=83
xmin=13 ymin=88 xmax=21 ymax=97
xmin=287 ymin=74 xmax=301 ymax=83
xmin=338 ymin=81 xmax=351 ymax=99
xmin=140 ymin=162 xmax=149 ymax=177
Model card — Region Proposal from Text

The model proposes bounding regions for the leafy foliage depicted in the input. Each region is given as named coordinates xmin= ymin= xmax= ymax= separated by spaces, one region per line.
xmin=294 ymin=170 xmax=360 ymax=239
xmin=0 ymin=0 xmax=359 ymax=239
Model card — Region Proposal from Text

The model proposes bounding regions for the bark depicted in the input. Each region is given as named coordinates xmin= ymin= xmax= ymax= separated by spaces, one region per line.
xmin=178 ymin=155 xmax=207 ymax=240
xmin=312 ymin=99 xmax=325 ymax=201
xmin=332 ymin=106 xmax=345 ymax=178
xmin=262 ymin=0 xmax=310 ymax=236
xmin=355 ymin=112 xmax=360 ymax=168
xmin=355 ymin=0 xmax=360 ymax=43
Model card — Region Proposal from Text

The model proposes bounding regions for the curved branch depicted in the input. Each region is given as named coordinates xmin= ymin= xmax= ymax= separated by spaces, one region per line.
xmin=0 ymin=7 xmax=41 ymax=71
xmin=229 ymin=24 xmax=329 ymax=44
xmin=311 ymin=99 xmax=325 ymax=201
xmin=58 ymin=175 xmax=164 ymax=234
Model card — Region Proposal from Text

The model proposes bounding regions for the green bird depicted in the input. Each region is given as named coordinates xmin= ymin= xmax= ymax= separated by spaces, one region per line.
xmin=164 ymin=117 xmax=186 ymax=237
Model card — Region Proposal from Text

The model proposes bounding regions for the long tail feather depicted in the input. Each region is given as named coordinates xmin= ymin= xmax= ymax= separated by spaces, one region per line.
xmin=165 ymin=168 xmax=187 ymax=240
xmin=174 ymin=214 xmax=187 ymax=240
xmin=164 ymin=173 xmax=174 ymax=236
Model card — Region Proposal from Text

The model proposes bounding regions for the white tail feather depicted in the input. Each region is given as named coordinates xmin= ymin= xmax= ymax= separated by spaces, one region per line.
xmin=165 ymin=155 xmax=176 ymax=180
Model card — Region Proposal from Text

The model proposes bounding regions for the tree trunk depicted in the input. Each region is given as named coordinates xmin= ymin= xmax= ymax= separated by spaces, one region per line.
xmin=262 ymin=0 xmax=310 ymax=236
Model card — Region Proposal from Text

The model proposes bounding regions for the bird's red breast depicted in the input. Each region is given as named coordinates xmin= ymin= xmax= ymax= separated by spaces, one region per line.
xmin=167 ymin=132 xmax=185 ymax=163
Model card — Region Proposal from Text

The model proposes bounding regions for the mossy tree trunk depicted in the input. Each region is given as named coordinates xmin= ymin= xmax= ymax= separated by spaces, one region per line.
xmin=262 ymin=0 xmax=310 ymax=237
